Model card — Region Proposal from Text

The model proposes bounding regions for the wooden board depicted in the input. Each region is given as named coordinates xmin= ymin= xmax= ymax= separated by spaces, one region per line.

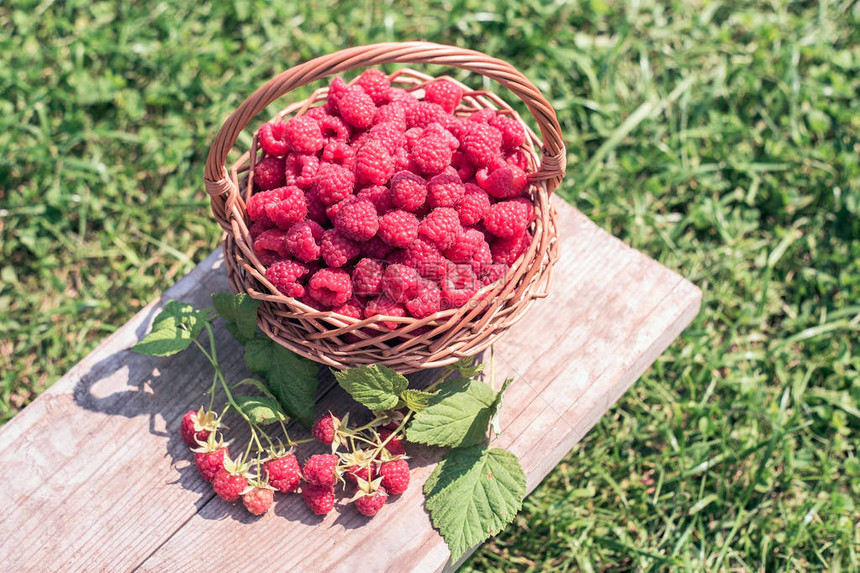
xmin=0 ymin=198 xmax=700 ymax=572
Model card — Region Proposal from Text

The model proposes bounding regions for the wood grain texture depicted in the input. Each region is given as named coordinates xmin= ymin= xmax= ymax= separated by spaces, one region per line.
xmin=0 ymin=198 xmax=700 ymax=573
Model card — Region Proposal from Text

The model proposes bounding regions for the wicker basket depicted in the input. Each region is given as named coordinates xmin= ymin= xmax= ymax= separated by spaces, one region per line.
xmin=203 ymin=42 xmax=566 ymax=373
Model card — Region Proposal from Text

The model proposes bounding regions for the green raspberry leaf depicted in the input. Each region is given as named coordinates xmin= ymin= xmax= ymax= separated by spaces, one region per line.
xmin=407 ymin=378 xmax=496 ymax=448
xmin=131 ymin=300 xmax=210 ymax=356
xmin=448 ymin=356 xmax=485 ymax=379
xmin=234 ymin=395 xmax=288 ymax=425
xmin=244 ymin=338 xmax=318 ymax=428
xmin=211 ymin=292 xmax=259 ymax=343
xmin=333 ymin=365 xmax=409 ymax=411
xmin=424 ymin=446 xmax=526 ymax=562
xmin=401 ymin=388 xmax=435 ymax=412
xmin=490 ymin=378 xmax=513 ymax=436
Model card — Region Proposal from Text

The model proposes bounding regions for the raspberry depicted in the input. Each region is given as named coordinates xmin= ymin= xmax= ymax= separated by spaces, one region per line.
xmin=354 ymin=487 xmax=388 ymax=517
xmin=385 ymin=87 xmax=418 ymax=106
xmin=461 ymin=123 xmax=503 ymax=166
xmin=318 ymin=114 xmax=352 ymax=143
xmin=410 ymin=135 xmax=453 ymax=175
xmin=249 ymin=220 xmax=275 ymax=242
xmin=306 ymin=106 xmax=328 ymax=121
xmin=482 ymin=165 xmax=528 ymax=199
xmin=265 ymin=260 xmax=310 ymax=298
xmin=427 ymin=171 xmax=466 ymax=208
xmin=352 ymin=258 xmax=385 ymax=297
xmin=377 ymin=428 xmax=406 ymax=456
xmin=254 ymin=155 xmax=287 ymax=190
xmin=314 ymin=163 xmax=356 ymax=206
xmin=356 ymin=68 xmax=391 ymax=105
xmin=506 ymin=148 xmax=531 ymax=171
xmin=378 ymin=209 xmax=419 ymax=248
xmin=490 ymin=115 xmax=527 ymax=150
xmin=456 ymin=184 xmax=491 ymax=226
xmin=446 ymin=118 xmax=474 ymax=142
xmin=258 ymin=121 xmax=290 ymax=156
xmin=491 ymin=231 xmax=532 ymax=265
xmin=285 ymin=220 xmax=323 ymax=262
xmin=404 ymin=127 xmax=423 ymax=149
xmin=484 ymin=199 xmax=533 ymax=238
xmin=180 ymin=408 xmax=218 ymax=447
xmin=303 ymin=454 xmax=339 ymax=487
xmin=362 ymin=236 xmax=394 ymax=260
xmin=333 ymin=297 xmax=365 ymax=319
xmin=321 ymin=229 xmax=360 ymax=268
xmin=355 ymin=140 xmax=395 ymax=185
xmin=253 ymin=228 xmax=288 ymax=266
xmin=365 ymin=295 xmax=406 ymax=330
xmin=382 ymin=264 xmax=421 ymax=303
xmin=419 ymin=207 xmax=462 ymax=251
xmin=308 ymin=267 xmax=352 ymax=307
xmin=424 ymin=79 xmax=463 ymax=114
xmin=406 ymin=101 xmax=448 ymax=129
xmin=344 ymin=462 xmax=378 ymax=485
xmin=304 ymin=189 xmax=328 ymax=226
xmin=378 ymin=459 xmax=410 ymax=495
xmin=338 ymin=86 xmax=376 ymax=129
xmin=479 ymin=263 xmax=510 ymax=286
xmin=213 ymin=467 xmax=248 ymax=502
xmin=243 ymin=486 xmax=274 ymax=515
xmin=374 ymin=103 xmax=408 ymax=131
xmin=469 ymin=108 xmax=497 ymax=124
xmin=195 ymin=445 xmax=227 ymax=483
xmin=266 ymin=186 xmax=307 ymax=230
xmin=326 ymin=77 xmax=350 ymax=112
xmin=312 ymin=413 xmax=340 ymax=445
xmin=264 ymin=454 xmax=303 ymax=493
xmin=423 ymin=122 xmax=460 ymax=151
xmin=405 ymin=278 xmax=441 ymax=318
xmin=404 ymin=238 xmax=447 ymax=281
xmin=333 ymin=197 xmax=379 ymax=241
xmin=326 ymin=196 xmax=351 ymax=222
xmin=451 ymin=152 xmax=476 ymax=182
xmin=302 ymin=484 xmax=336 ymax=515
xmin=357 ymin=185 xmax=394 ymax=214
xmin=470 ymin=237 xmax=493 ymax=275
xmin=443 ymin=228 xmax=485 ymax=263
xmin=440 ymin=263 xmax=479 ymax=308
xmin=282 ymin=115 xmax=324 ymax=154
xmin=368 ymin=121 xmax=407 ymax=154
xmin=284 ymin=153 xmax=320 ymax=189
xmin=321 ymin=141 xmax=356 ymax=170
xmin=391 ymin=171 xmax=428 ymax=212
xmin=393 ymin=147 xmax=410 ymax=171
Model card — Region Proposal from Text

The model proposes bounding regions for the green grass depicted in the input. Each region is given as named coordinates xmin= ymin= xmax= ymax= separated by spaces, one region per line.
xmin=1 ymin=0 xmax=858 ymax=570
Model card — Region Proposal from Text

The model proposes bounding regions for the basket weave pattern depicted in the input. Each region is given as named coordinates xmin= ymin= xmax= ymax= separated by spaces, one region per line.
xmin=204 ymin=42 xmax=565 ymax=372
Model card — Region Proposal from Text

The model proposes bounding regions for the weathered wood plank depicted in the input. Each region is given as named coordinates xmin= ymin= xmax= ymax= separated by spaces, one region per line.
xmin=0 ymin=198 xmax=700 ymax=573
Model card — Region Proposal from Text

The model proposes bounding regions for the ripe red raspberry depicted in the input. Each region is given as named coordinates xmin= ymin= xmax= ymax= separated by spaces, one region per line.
xmin=484 ymin=199 xmax=533 ymax=239
xmin=303 ymin=453 xmax=339 ymax=487
xmin=471 ymin=238 xmax=493 ymax=275
xmin=378 ymin=209 xmax=419 ymax=248
xmin=374 ymin=103 xmax=407 ymax=131
xmin=344 ymin=462 xmax=378 ymax=485
xmin=333 ymin=197 xmax=379 ymax=241
xmin=385 ymin=87 xmax=419 ymax=106
xmin=264 ymin=454 xmax=302 ymax=493
xmin=312 ymin=413 xmax=340 ymax=445
xmin=338 ymin=86 xmax=376 ymax=129
xmin=393 ymin=147 xmax=410 ymax=171
xmin=404 ymin=126 xmax=423 ymax=149
xmin=304 ymin=189 xmax=328 ymax=226
xmin=306 ymin=106 xmax=328 ymax=121
xmin=362 ymin=236 xmax=394 ymax=260
xmin=333 ymin=296 xmax=365 ymax=319
xmin=469 ymin=108 xmax=497 ymax=123
xmin=491 ymin=230 xmax=532 ymax=265
xmin=302 ymin=484 xmax=336 ymax=515
xmin=461 ymin=122 xmax=503 ymax=166
xmin=213 ymin=467 xmax=248 ymax=502
xmin=321 ymin=140 xmax=356 ymax=170
xmin=427 ymin=171 xmax=466 ymax=208
xmin=195 ymin=445 xmax=228 ymax=483
xmin=285 ymin=220 xmax=323 ymax=262
xmin=423 ymin=122 xmax=459 ymax=151
xmin=490 ymin=114 xmax=527 ymax=150
xmin=356 ymin=68 xmax=391 ymax=105
xmin=321 ymin=229 xmax=360 ymax=268
xmin=242 ymin=486 xmax=274 ymax=515
xmin=365 ymin=295 xmax=406 ymax=330
xmin=357 ymin=185 xmax=394 ymax=214
xmin=443 ymin=228 xmax=485 ymax=263
xmin=410 ymin=135 xmax=453 ymax=176
xmin=382 ymin=264 xmax=421 ymax=303
xmin=318 ymin=114 xmax=352 ymax=143
xmin=378 ymin=459 xmax=410 ymax=495
xmin=377 ymin=428 xmax=406 ymax=455
xmin=258 ymin=120 xmax=291 ymax=156
xmin=352 ymin=258 xmax=384 ymax=297
xmin=446 ymin=117 xmax=473 ymax=141
xmin=325 ymin=196 xmax=351 ymax=222
xmin=479 ymin=263 xmax=510 ymax=286
xmin=405 ymin=278 xmax=441 ymax=318
xmin=254 ymin=155 xmax=286 ymax=190
xmin=282 ymin=115 xmax=324 ymax=154
xmin=457 ymin=183 xmax=492 ymax=228
xmin=284 ymin=153 xmax=320 ymax=189
xmin=403 ymin=237 xmax=446 ymax=281
xmin=391 ymin=171 xmax=428 ymax=212
xmin=368 ymin=121 xmax=407 ymax=154
xmin=424 ymin=79 xmax=463 ymax=114
xmin=482 ymin=165 xmax=528 ymax=199
xmin=314 ymin=163 xmax=356 ymax=206
xmin=265 ymin=260 xmax=310 ymax=298
xmin=419 ymin=207 xmax=462 ymax=251
xmin=355 ymin=140 xmax=395 ymax=185
xmin=180 ymin=408 xmax=218 ymax=447
xmin=440 ymin=263 xmax=479 ymax=308
xmin=308 ymin=268 xmax=352 ymax=307
xmin=249 ymin=220 xmax=275 ymax=242
xmin=266 ymin=186 xmax=307 ymax=230
xmin=406 ymin=101 xmax=448 ymax=129
xmin=354 ymin=487 xmax=388 ymax=517
xmin=253 ymin=228 xmax=288 ymax=266
xmin=326 ymin=77 xmax=350 ymax=113
xmin=506 ymin=148 xmax=531 ymax=171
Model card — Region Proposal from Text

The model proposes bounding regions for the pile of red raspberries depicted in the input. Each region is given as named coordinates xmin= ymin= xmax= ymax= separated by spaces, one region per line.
xmin=248 ymin=69 xmax=536 ymax=322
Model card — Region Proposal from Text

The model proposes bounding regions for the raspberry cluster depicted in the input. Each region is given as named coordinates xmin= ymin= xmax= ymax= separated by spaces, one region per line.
xmin=249 ymin=70 xmax=536 ymax=323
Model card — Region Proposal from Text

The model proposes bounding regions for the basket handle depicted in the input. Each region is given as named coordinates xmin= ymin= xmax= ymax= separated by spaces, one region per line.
xmin=204 ymin=41 xmax=566 ymax=220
